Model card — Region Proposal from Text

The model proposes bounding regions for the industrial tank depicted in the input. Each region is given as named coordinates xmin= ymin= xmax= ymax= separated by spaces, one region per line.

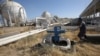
xmin=41 ymin=11 xmax=52 ymax=18
xmin=41 ymin=11 xmax=52 ymax=24
xmin=0 ymin=0 xmax=27 ymax=26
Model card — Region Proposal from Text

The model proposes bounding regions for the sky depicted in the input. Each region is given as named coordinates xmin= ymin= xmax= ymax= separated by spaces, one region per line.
xmin=14 ymin=0 xmax=92 ymax=19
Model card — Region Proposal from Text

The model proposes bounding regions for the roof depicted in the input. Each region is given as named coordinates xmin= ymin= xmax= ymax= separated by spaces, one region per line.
xmin=80 ymin=0 xmax=100 ymax=17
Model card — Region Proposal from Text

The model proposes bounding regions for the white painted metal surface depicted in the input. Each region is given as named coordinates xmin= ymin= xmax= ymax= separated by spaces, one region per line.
xmin=36 ymin=17 xmax=50 ymax=29
xmin=0 ymin=29 xmax=47 ymax=46
xmin=0 ymin=0 xmax=27 ymax=26
xmin=59 ymin=39 xmax=71 ymax=50
xmin=41 ymin=11 xmax=52 ymax=18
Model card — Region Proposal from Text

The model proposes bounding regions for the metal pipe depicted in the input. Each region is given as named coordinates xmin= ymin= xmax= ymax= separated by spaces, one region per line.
xmin=99 ymin=12 xmax=100 ymax=17
xmin=7 ymin=9 xmax=12 ymax=27
xmin=18 ymin=7 xmax=26 ymax=26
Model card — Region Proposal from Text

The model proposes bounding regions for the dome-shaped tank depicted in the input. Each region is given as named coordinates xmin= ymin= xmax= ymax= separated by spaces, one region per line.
xmin=41 ymin=11 xmax=52 ymax=18
xmin=0 ymin=0 xmax=27 ymax=26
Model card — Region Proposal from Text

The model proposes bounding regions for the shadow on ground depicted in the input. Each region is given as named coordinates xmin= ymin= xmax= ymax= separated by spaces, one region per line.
xmin=84 ymin=36 xmax=100 ymax=44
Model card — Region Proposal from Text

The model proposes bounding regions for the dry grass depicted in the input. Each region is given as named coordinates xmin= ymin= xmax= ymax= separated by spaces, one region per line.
xmin=0 ymin=31 xmax=47 ymax=56
xmin=0 ymin=26 xmax=35 ymax=35
xmin=0 ymin=30 xmax=100 ymax=56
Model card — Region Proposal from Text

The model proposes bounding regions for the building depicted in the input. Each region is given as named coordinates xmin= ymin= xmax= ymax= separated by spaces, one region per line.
xmin=80 ymin=0 xmax=100 ymax=25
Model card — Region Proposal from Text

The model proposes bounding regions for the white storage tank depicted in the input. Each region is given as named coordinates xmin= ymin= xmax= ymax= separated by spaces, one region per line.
xmin=0 ymin=0 xmax=27 ymax=26
xmin=41 ymin=11 xmax=52 ymax=24
xmin=41 ymin=11 xmax=52 ymax=18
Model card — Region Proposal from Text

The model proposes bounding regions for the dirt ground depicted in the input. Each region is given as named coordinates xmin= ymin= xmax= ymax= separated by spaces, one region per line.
xmin=0 ymin=30 xmax=100 ymax=56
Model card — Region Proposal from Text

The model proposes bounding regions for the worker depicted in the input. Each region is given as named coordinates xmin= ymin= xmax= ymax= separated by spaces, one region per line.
xmin=77 ymin=18 xmax=87 ymax=40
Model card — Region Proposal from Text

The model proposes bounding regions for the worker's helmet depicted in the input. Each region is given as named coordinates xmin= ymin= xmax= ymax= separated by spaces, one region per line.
xmin=77 ymin=18 xmax=82 ymax=25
